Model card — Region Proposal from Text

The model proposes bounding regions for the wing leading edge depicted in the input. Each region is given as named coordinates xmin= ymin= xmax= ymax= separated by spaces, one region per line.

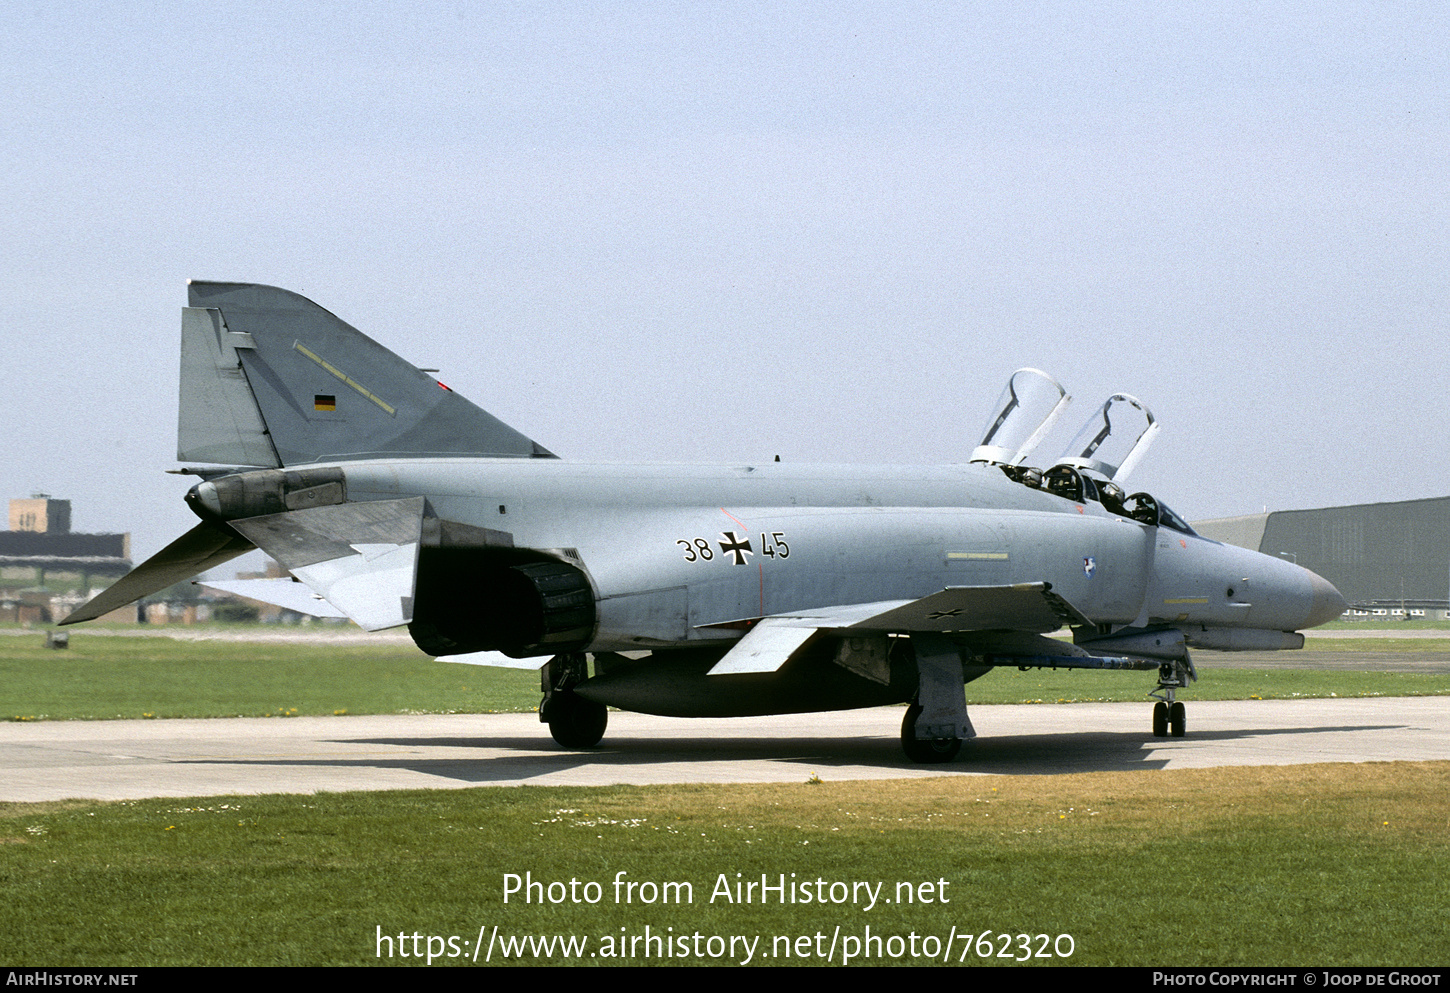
xmin=706 ymin=582 xmax=1092 ymax=675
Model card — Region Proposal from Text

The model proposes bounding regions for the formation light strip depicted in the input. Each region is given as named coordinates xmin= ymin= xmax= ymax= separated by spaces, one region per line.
xmin=293 ymin=341 xmax=397 ymax=416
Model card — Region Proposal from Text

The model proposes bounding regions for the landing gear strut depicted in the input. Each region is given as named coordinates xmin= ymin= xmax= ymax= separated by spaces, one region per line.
xmin=899 ymin=634 xmax=979 ymax=763
xmin=1150 ymin=658 xmax=1194 ymax=738
xmin=541 ymin=653 xmax=607 ymax=749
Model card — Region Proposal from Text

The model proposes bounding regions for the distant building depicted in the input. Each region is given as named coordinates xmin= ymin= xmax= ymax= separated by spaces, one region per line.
xmin=8 ymin=495 xmax=70 ymax=534
xmin=0 ymin=495 xmax=132 ymax=623
xmin=1195 ymin=496 xmax=1450 ymax=616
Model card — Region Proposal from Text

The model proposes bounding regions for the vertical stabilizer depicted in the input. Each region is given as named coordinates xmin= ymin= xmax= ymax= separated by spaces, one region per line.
xmin=181 ymin=281 xmax=555 ymax=466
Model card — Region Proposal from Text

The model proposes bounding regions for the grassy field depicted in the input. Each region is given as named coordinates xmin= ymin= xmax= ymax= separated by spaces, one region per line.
xmin=4 ymin=630 xmax=1450 ymax=721
xmin=1317 ymin=619 xmax=1450 ymax=631
xmin=1 ymin=763 xmax=1445 ymax=966
xmin=0 ymin=632 xmax=528 ymax=721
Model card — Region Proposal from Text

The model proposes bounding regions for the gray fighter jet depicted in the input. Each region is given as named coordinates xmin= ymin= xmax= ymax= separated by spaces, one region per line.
xmin=64 ymin=283 xmax=1347 ymax=762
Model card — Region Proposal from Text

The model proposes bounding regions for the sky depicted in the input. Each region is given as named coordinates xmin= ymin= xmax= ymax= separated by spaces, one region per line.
xmin=3 ymin=2 xmax=1449 ymax=572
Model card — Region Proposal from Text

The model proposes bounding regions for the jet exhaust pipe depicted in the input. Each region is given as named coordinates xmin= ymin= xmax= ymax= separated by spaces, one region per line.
xmin=409 ymin=556 xmax=596 ymax=658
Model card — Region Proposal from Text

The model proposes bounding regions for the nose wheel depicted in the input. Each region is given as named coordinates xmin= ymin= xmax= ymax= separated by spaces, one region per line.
xmin=1151 ymin=700 xmax=1186 ymax=738
xmin=1150 ymin=658 xmax=1195 ymax=738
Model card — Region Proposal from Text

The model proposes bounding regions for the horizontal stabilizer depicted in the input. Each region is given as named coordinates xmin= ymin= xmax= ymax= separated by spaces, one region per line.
xmin=227 ymin=497 xmax=425 ymax=631
xmin=438 ymin=651 xmax=551 ymax=670
xmin=62 ymin=520 xmax=254 ymax=625
xmin=197 ymin=578 xmax=348 ymax=619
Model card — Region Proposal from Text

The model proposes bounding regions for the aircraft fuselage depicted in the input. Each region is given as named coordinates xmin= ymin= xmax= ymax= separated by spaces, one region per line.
xmin=324 ymin=456 xmax=1338 ymax=656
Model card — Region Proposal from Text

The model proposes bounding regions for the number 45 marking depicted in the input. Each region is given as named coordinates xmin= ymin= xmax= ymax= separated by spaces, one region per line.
xmin=760 ymin=532 xmax=789 ymax=559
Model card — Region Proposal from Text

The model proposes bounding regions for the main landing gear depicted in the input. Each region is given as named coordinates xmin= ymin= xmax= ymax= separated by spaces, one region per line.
xmin=899 ymin=634 xmax=983 ymax=763
xmin=900 ymin=701 xmax=962 ymax=764
xmin=1149 ymin=658 xmax=1195 ymax=738
xmin=541 ymin=653 xmax=607 ymax=749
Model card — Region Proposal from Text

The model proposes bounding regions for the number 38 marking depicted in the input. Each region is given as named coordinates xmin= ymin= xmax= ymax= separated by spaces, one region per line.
xmin=676 ymin=538 xmax=714 ymax=562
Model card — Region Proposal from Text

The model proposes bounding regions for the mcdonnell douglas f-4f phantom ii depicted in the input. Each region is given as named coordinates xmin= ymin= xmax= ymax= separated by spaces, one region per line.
xmin=64 ymin=282 xmax=1347 ymax=762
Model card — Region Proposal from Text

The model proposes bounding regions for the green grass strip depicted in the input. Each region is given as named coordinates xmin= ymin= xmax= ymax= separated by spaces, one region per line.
xmin=4 ymin=633 xmax=1450 ymax=721
xmin=1 ymin=763 xmax=1445 ymax=966
xmin=0 ymin=634 xmax=537 ymax=721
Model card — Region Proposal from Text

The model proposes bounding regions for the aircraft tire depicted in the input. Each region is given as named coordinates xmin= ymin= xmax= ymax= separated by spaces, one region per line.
xmin=547 ymin=693 xmax=608 ymax=749
xmin=900 ymin=703 xmax=961 ymax=764
xmin=1169 ymin=701 xmax=1186 ymax=738
xmin=1152 ymin=701 xmax=1168 ymax=737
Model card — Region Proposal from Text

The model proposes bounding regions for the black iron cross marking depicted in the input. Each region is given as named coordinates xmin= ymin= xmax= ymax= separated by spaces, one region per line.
xmin=718 ymin=531 xmax=753 ymax=565
xmin=927 ymin=608 xmax=963 ymax=620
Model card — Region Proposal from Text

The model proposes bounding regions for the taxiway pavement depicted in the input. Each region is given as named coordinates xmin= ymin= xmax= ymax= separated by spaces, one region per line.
xmin=2 ymin=696 xmax=1446 ymax=803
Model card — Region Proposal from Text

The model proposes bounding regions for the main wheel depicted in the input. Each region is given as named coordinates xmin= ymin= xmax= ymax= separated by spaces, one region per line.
xmin=547 ymin=693 xmax=608 ymax=749
xmin=900 ymin=702 xmax=961 ymax=764
xmin=1169 ymin=701 xmax=1186 ymax=738
xmin=1152 ymin=701 xmax=1168 ymax=737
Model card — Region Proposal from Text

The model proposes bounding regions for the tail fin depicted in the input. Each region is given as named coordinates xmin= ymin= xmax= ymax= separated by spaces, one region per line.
xmin=178 ymin=281 xmax=555 ymax=466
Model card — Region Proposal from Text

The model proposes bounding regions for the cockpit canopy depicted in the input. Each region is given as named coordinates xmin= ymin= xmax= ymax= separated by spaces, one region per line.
xmin=969 ymin=368 xmax=1071 ymax=467
xmin=1003 ymin=464 xmax=1197 ymax=536
xmin=973 ymin=370 xmax=1191 ymax=534
xmin=1054 ymin=393 xmax=1159 ymax=482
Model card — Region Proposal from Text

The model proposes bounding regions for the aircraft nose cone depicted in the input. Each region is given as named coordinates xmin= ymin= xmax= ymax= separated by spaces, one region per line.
xmin=1304 ymin=570 xmax=1348 ymax=628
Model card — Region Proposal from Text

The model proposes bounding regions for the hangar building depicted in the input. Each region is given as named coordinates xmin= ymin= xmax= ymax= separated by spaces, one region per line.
xmin=1194 ymin=496 xmax=1450 ymax=615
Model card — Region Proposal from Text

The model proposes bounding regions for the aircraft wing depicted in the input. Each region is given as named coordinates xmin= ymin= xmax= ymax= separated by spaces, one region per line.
xmin=225 ymin=496 xmax=425 ymax=631
xmin=707 ymin=582 xmax=1090 ymax=675
xmin=846 ymin=582 xmax=1091 ymax=633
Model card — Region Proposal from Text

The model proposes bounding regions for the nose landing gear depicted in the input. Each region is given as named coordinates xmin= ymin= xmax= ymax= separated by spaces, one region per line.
xmin=1150 ymin=658 xmax=1195 ymax=738
xmin=1151 ymin=699 xmax=1186 ymax=738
